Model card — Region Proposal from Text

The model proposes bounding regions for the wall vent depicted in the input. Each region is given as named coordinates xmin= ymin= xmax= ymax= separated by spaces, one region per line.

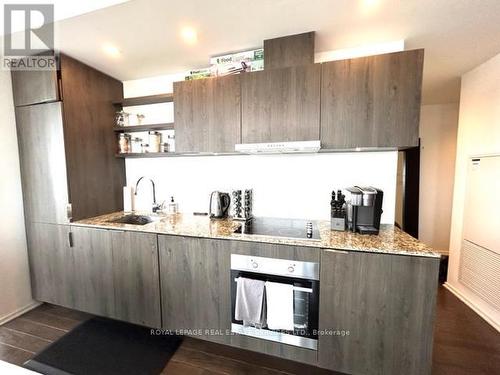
xmin=459 ymin=239 xmax=500 ymax=310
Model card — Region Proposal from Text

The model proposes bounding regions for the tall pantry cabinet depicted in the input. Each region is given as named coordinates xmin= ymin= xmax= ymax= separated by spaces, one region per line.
xmin=12 ymin=54 xmax=125 ymax=303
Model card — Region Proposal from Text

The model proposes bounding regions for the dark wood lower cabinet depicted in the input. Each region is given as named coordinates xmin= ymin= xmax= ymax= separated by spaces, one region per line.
xmin=318 ymin=249 xmax=439 ymax=375
xmin=158 ymin=235 xmax=231 ymax=336
xmin=158 ymin=236 xmax=320 ymax=334
xmin=110 ymin=230 xmax=161 ymax=328
xmin=28 ymin=227 xmax=439 ymax=372
xmin=27 ymin=225 xmax=160 ymax=327
xmin=69 ymin=226 xmax=115 ymax=317
xmin=26 ymin=222 xmax=73 ymax=307
xmin=158 ymin=235 xmax=319 ymax=365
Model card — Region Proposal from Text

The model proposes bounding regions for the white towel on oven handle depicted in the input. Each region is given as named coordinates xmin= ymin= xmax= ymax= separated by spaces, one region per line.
xmin=235 ymin=277 xmax=266 ymax=327
xmin=265 ymin=281 xmax=295 ymax=331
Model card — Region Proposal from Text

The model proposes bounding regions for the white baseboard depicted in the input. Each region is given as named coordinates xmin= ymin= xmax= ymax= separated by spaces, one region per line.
xmin=444 ymin=282 xmax=500 ymax=332
xmin=0 ymin=301 xmax=42 ymax=325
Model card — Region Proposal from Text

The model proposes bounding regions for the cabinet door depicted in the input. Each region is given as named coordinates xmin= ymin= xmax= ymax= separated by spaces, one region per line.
xmin=241 ymin=64 xmax=321 ymax=143
xmin=69 ymin=226 xmax=115 ymax=317
xmin=321 ymin=49 xmax=423 ymax=149
xmin=318 ymin=249 xmax=439 ymax=375
xmin=158 ymin=235 xmax=231 ymax=339
xmin=26 ymin=222 xmax=74 ymax=307
xmin=15 ymin=102 xmax=69 ymax=224
xmin=60 ymin=54 xmax=125 ymax=221
xmin=174 ymin=75 xmax=241 ymax=153
xmin=111 ymin=230 xmax=161 ymax=327
xmin=11 ymin=68 xmax=59 ymax=107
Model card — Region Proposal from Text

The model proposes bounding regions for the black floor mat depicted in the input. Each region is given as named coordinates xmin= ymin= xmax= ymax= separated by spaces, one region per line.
xmin=24 ymin=317 xmax=182 ymax=375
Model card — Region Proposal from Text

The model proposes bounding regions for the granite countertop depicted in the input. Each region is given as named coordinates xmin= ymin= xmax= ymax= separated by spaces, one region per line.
xmin=74 ymin=212 xmax=440 ymax=258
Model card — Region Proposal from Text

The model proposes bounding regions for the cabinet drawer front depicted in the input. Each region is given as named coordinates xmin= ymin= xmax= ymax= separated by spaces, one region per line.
xmin=230 ymin=240 xmax=320 ymax=263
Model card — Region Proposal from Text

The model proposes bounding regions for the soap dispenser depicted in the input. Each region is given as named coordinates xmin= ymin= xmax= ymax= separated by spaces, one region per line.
xmin=168 ymin=196 xmax=178 ymax=214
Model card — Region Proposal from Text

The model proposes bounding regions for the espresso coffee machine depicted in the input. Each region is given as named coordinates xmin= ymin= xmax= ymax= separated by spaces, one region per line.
xmin=345 ymin=186 xmax=383 ymax=234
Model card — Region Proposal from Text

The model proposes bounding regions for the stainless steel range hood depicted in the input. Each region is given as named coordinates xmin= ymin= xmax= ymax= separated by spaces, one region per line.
xmin=235 ymin=140 xmax=321 ymax=154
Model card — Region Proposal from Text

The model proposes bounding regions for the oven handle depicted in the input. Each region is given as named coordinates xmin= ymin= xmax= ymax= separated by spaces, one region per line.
xmin=234 ymin=277 xmax=313 ymax=294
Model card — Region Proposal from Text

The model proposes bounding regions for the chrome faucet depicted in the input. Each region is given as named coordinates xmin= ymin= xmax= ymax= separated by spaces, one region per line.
xmin=135 ymin=177 xmax=161 ymax=213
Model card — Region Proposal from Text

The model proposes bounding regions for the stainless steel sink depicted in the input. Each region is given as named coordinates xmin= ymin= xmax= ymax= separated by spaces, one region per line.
xmin=108 ymin=214 xmax=157 ymax=225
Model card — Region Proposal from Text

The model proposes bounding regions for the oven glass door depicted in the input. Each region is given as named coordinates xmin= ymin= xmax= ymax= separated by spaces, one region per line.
xmin=230 ymin=270 xmax=319 ymax=344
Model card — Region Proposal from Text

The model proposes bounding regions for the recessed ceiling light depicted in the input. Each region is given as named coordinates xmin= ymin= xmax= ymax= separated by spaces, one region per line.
xmin=180 ymin=26 xmax=198 ymax=45
xmin=361 ymin=0 xmax=379 ymax=12
xmin=102 ymin=43 xmax=121 ymax=58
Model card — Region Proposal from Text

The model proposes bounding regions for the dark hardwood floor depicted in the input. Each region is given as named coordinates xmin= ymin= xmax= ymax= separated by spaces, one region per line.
xmin=0 ymin=286 xmax=498 ymax=374
xmin=432 ymin=287 xmax=500 ymax=375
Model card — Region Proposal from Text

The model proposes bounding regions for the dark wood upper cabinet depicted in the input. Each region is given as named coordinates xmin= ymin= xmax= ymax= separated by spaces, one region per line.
xmin=264 ymin=32 xmax=315 ymax=69
xmin=11 ymin=67 xmax=59 ymax=107
xmin=12 ymin=54 xmax=125 ymax=224
xmin=173 ymin=75 xmax=241 ymax=153
xmin=15 ymin=102 xmax=70 ymax=224
xmin=174 ymin=48 xmax=423 ymax=152
xmin=320 ymin=49 xmax=424 ymax=149
xmin=60 ymin=55 xmax=125 ymax=220
xmin=241 ymin=64 xmax=321 ymax=143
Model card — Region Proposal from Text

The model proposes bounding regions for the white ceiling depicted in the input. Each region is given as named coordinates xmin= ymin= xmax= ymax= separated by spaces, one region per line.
xmin=9 ymin=0 xmax=500 ymax=104
xmin=0 ymin=0 xmax=130 ymax=34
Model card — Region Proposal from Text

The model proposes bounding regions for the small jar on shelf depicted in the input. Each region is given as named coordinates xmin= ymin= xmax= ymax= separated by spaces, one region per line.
xmin=115 ymin=111 xmax=130 ymax=127
xmin=136 ymin=113 xmax=145 ymax=125
xmin=131 ymin=137 xmax=142 ymax=153
xmin=148 ymin=131 xmax=162 ymax=153
xmin=160 ymin=142 xmax=170 ymax=153
xmin=118 ymin=133 xmax=131 ymax=153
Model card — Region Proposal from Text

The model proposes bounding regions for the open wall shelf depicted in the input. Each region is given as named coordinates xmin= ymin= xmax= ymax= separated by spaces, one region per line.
xmin=113 ymin=123 xmax=174 ymax=132
xmin=112 ymin=93 xmax=174 ymax=107
xmin=116 ymin=152 xmax=181 ymax=158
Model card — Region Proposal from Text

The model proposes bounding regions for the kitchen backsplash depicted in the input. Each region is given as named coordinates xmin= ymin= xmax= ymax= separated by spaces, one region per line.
xmin=126 ymin=151 xmax=397 ymax=223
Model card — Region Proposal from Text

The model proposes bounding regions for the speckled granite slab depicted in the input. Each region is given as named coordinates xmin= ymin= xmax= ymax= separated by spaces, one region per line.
xmin=74 ymin=212 xmax=440 ymax=258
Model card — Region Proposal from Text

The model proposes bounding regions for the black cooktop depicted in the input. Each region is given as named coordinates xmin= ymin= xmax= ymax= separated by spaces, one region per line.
xmin=233 ymin=217 xmax=321 ymax=240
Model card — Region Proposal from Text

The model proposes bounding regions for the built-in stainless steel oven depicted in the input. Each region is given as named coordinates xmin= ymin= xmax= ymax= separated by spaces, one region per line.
xmin=230 ymin=254 xmax=319 ymax=350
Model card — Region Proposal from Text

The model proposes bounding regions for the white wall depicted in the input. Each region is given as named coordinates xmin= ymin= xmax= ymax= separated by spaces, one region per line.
xmin=419 ymin=104 xmax=459 ymax=253
xmin=123 ymin=75 xmax=398 ymax=223
xmin=448 ymin=52 xmax=500 ymax=329
xmin=126 ymin=152 xmax=397 ymax=222
xmin=0 ymin=70 xmax=35 ymax=323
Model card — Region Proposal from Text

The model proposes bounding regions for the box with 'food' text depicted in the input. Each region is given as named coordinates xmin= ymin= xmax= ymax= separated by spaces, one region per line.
xmin=210 ymin=48 xmax=264 ymax=76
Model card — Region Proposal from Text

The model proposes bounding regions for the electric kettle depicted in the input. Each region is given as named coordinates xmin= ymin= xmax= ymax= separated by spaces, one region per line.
xmin=209 ymin=191 xmax=231 ymax=218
